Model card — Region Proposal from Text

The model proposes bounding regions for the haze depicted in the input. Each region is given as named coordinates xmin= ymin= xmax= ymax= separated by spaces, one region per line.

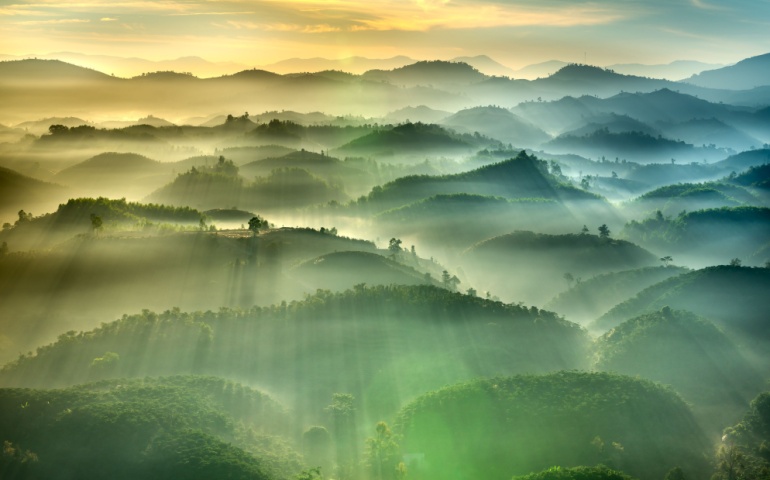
xmin=2 ymin=2 xmax=770 ymax=480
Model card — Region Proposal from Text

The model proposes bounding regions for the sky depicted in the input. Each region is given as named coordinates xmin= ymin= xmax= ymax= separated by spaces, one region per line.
xmin=2 ymin=0 xmax=769 ymax=71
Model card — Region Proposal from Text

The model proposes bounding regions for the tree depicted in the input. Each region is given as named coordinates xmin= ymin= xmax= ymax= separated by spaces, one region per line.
xmin=729 ymin=258 xmax=742 ymax=267
xmin=660 ymin=256 xmax=673 ymax=267
xmin=388 ymin=238 xmax=402 ymax=256
xmin=580 ymin=225 xmax=589 ymax=235
xmin=441 ymin=270 xmax=461 ymax=291
xmin=598 ymin=224 xmax=611 ymax=238
xmin=0 ymin=241 xmax=7 ymax=256
xmin=248 ymin=216 xmax=267 ymax=234
xmin=364 ymin=422 xmax=402 ymax=480
xmin=466 ymin=287 xmax=477 ymax=297
xmin=303 ymin=427 xmax=334 ymax=478
xmin=16 ymin=210 xmax=32 ymax=225
xmin=296 ymin=467 xmax=322 ymax=480
xmin=90 ymin=213 xmax=103 ymax=232
xmin=327 ymin=394 xmax=357 ymax=480
xmin=563 ymin=272 xmax=575 ymax=287
xmin=48 ymin=124 xmax=68 ymax=135
xmin=664 ymin=466 xmax=685 ymax=480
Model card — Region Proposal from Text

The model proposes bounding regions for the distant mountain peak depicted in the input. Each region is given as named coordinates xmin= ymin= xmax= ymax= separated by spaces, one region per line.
xmin=550 ymin=64 xmax=622 ymax=79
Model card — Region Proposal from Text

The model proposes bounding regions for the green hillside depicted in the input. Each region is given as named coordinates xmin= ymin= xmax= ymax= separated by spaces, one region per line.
xmin=594 ymin=308 xmax=763 ymax=429
xmin=0 ymin=375 xmax=299 ymax=480
xmin=545 ymin=266 xmax=689 ymax=324
xmin=593 ymin=266 xmax=770 ymax=355
xmin=357 ymin=150 xmax=605 ymax=214
xmin=0 ymin=285 xmax=590 ymax=423
xmin=622 ymin=206 xmax=770 ymax=262
xmin=460 ymin=231 xmax=658 ymax=305
xmin=289 ymin=251 xmax=437 ymax=292
xmin=394 ymin=371 xmax=710 ymax=480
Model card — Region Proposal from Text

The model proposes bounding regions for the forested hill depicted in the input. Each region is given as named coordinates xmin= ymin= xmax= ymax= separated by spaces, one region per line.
xmin=356 ymin=150 xmax=604 ymax=213
xmin=0 ymin=375 xmax=299 ymax=480
xmin=0 ymin=285 xmax=590 ymax=423
xmin=394 ymin=371 xmax=710 ymax=480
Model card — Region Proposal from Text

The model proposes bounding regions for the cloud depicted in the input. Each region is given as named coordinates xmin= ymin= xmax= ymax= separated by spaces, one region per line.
xmin=17 ymin=18 xmax=90 ymax=25
xmin=100 ymin=17 xmax=117 ymax=21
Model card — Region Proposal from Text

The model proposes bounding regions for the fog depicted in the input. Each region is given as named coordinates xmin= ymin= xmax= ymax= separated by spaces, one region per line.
xmin=1 ymin=56 xmax=770 ymax=480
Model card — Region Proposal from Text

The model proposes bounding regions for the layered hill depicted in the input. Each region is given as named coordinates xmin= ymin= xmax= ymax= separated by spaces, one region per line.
xmin=685 ymin=52 xmax=770 ymax=90
xmin=594 ymin=308 xmax=763 ymax=429
xmin=334 ymin=122 xmax=482 ymax=158
xmin=0 ymin=285 xmax=591 ymax=424
xmin=52 ymin=152 xmax=172 ymax=198
xmin=288 ymin=251 xmax=438 ymax=293
xmin=545 ymin=266 xmax=689 ymax=324
xmin=624 ymin=182 xmax=759 ymax=217
xmin=593 ymin=266 xmax=770 ymax=357
xmin=0 ymin=166 xmax=68 ymax=223
xmin=394 ymin=371 xmax=710 ymax=480
xmin=375 ymin=194 xmax=572 ymax=251
xmin=146 ymin=166 xmax=348 ymax=212
xmin=0 ymin=226 xmax=381 ymax=362
xmin=622 ymin=206 xmax=770 ymax=262
xmin=355 ymin=151 xmax=607 ymax=215
xmin=460 ymin=231 xmax=658 ymax=305
xmin=0 ymin=375 xmax=298 ymax=480
xmin=440 ymin=106 xmax=551 ymax=147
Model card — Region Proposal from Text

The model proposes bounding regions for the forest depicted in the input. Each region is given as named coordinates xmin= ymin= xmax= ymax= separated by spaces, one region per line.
xmin=1 ymin=52 xmax=770 ymax=480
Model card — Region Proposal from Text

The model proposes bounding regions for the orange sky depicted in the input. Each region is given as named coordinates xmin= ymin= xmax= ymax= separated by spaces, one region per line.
xmin=2 ymin=0 xmax=768 ymax=71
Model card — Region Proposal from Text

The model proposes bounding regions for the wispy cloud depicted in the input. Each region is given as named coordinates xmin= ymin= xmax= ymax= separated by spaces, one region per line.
xmin=17 ymin=18 xmax=90 ymax=25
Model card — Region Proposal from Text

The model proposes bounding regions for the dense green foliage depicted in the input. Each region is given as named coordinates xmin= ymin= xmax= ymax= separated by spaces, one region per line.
xmin=0 ymin=376 xmax=300 ymax=480
xmin=460 ymin=230 xmax=657 ymax=305
xmin=546 ymin=129 xmax=697 ymax=162
xmin=622 ymin=206 xmax=770 ymax=259
xmin=289 ymin=251 xmax=440 ymax=291
xmin=0 ymin=285 xmax=590 ymax=423
xmin=147 ymin=166 xmax=347 ymax=212
xmin=715 ymin=392 xmax=770 ymax=480
xmin=729 ymin=163 xmax=770 ymax=189
xmin=510 ymin=466 xmax=636 ymax=480
xmin=356 ymin=151 xmax=604 ymax=214
xmin=593 ymin=266 xmax=770 ymax=352
xmin=545 ymin=266 xmax=689 ymax=323
xmin=375 ymin=194 xmax=566 ymax=248
xmin=394 ymin=371 xmax=710 ymax=480
xmin=594 ymin=308 xmax=763 ymax=428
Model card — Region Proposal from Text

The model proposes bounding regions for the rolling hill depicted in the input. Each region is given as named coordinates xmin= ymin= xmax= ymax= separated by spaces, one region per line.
xmin=356 ymin=150 xmax=606 ymax=214
xmin=441 ymin=105 xmax=551 ymax=147
xmin=594 ymin=308 xmax=763 ymax=430
xmin=460 ymin=231 xmax=658 ymax=305
xmin=685 ymin=52 xmax=770 ymax=90
xmin=0 ymin=285 xmax=591 ymax=425
xmin=0 ymin=375 xmax=298 ymax=480
xmin=394 ymin=371 xmax=710 ymax=480
xmin=592 ymin=266 xmax=770 ymax=357
xmin=0 ymin=166 xmax=68 ymax=224
xmin=545 ymin=266 xmax=689 ymax=324
xmin=288 ymin=251 xmax=437 ymax=293
xmin=53 ymin=152 xmax=172 ymax=198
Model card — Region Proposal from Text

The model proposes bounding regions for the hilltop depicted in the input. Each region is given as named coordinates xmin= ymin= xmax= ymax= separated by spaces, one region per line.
xmin=0 ymin=285 xmax=591 ymax=423
xmin=394 ymin=371 xmax=710 ymax=480
xmin=594 ymin=308 xmax=762 ymax=430
xmin=355 ymin=151 xmax=604 ymax=214
xmin=460 ymin=230 xmax=657 ymax=305
xmin=545 ymin=266 xmax=689 ymax=324
xmin=593 ymin=266 xmax=770 ymax=356
xmin=0 ymin=375 xmax=298 ymax=480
